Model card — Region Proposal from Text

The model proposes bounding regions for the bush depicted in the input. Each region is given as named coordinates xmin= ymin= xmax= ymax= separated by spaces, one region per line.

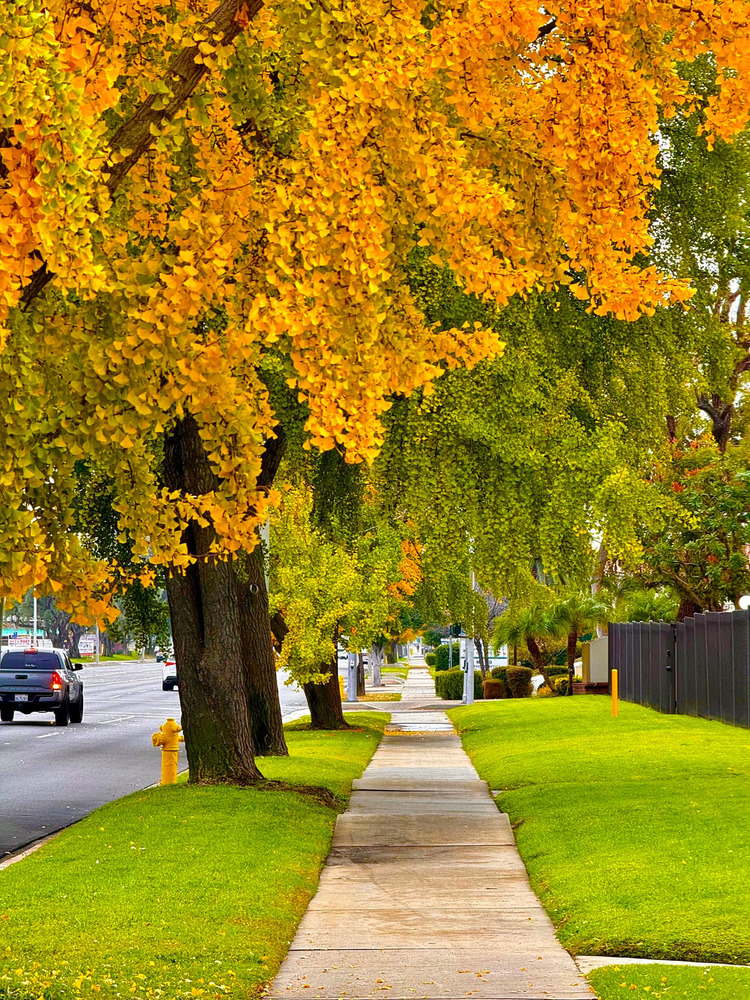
xmin=545 ymin=665 xmax=569 ymax=678
xmin=425 ymin=652 xmax=436 ymax=666
xmin=554 ymin=674 xmax=582 ymax=696
xmin=490 ymin=666 xmax=508 ymax=684
xmin=435 ymin=668 xmax=483 ymax=700
xmin=506 ymin=666 xmax=533 ymax=698
xmin=482 ymin=678 xmax=507 ymax=700
xmin=435 ymin=642 xmax=461 ymax=671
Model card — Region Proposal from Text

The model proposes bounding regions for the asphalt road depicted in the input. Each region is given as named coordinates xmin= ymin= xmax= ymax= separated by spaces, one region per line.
xmin=0 ymin=660 xmax=309 ymax=858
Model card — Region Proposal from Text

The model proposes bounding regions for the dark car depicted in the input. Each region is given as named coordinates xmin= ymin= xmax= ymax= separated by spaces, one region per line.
xmin=0 ymin=647 xmax=84 ymax=726
xmin=162 ymin=658 xmax=178 ymax=691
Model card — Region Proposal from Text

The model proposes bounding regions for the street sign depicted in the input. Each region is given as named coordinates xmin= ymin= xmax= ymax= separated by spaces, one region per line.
xmin=78 ymin=636 xmax=96 ymax=655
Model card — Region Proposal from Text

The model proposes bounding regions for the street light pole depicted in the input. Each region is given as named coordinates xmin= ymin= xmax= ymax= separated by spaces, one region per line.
xmin=32 ymin=593 xmax=37 ymax=645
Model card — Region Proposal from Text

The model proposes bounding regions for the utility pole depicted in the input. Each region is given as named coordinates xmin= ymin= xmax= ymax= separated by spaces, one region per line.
xmin=95 ymin=620 xmax=100 ymax=663
xmin=32 ymin=593 xmax=37 ymax=645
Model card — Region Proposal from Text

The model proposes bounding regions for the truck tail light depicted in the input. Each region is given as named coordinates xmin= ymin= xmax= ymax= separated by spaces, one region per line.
xmin=51 ymin=672 xmax=63 ymax=690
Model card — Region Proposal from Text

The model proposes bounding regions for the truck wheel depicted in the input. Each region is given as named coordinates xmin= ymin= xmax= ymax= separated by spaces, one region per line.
xmin=54 ymin=699 xmax=70 ymax=726
xmin=69 ymin=692 xmax=84 ymax=723
xmin=0 ymin=706 xmax=14 ymax=723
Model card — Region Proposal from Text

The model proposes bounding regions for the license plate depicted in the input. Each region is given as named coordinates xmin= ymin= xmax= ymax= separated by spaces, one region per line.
xmin=14 ymin=694 xmax=28 ymax=702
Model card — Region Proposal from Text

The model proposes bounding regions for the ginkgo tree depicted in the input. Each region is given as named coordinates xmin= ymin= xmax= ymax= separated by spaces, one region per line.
xmin=2 ymin=0 xmax=750 ymax=781
xmin=268 ymin=482 xmax=406 ymax=728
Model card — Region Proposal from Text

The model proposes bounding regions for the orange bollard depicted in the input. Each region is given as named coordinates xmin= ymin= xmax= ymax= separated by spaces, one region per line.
xmin=611 ymin=669 xmax=619 ymax=717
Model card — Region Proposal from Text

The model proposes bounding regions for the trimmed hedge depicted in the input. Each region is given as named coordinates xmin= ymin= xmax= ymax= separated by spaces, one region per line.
xmin=435 ymin=668 xmax=483 ymax=700
xmin=482 ymin=678 xmax=507 ymax=700
xmin=435 ymin=642 xmax=461 ymax=671
xmin=546 ymin=665 xmax=570 ymax=678
xmin=506 ymin=666 xmax=533 ymax=698
xmin=425 ymin=652 xmax=436 ymax=666
xmin=490 ymin=666 xmax=508 ymax=684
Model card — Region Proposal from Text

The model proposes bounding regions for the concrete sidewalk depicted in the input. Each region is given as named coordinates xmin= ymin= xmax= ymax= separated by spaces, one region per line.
xmin=270 ymin=668 xmax=592 ymax=1000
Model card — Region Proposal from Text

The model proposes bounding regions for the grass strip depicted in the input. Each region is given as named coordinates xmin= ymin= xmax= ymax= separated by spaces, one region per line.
xmin=588 ymin=963 xmax=750 ymax=999
xmin=448 ymin=698 xmax=750 ymax=965
xmin=0 ymin=713 xmax=388 ymax=1000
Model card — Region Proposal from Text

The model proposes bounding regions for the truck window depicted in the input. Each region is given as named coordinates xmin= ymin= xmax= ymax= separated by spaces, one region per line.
xmin=1 ymin=651 xmax=60 ymax=670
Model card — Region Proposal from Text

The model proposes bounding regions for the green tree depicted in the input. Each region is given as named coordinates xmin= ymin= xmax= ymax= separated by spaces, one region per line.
xmin=551 ymin=594 xmax=609 ymax=695
xmin=492 ymin=604 xmax=560 ymax=694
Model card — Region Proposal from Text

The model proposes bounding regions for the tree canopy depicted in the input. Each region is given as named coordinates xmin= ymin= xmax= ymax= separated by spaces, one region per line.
xmin=3 ymin=0 xmax=750 ymax=612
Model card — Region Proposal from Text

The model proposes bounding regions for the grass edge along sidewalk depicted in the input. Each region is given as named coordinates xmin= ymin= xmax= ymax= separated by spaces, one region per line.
xmin=589 ymin=962 xmax=750 ymax=1000
xmin=0 ymin=713 xmax=389 ymax=1000
xmin=447 ymin=698 xmax=750 ymax=968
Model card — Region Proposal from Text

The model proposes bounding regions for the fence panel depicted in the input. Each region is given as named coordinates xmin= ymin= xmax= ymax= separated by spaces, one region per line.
xmin=609 ymin=611 xmax=749 ymax=728
xmin=676 ymin=617 xmax=696 ymax=717
xmin=732 ymin=610 xmax=750 ymax=729
xmin=693 ymin=614 xmax=708 ymax=718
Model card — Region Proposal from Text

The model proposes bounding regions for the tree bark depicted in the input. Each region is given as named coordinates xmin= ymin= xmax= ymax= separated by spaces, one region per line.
xmin=566 ymin=629 xmax=578 ymax=696
xmin=697 ymin=394 xmax=733 ymax=453
xmin=676 ymin=596 xmax=701 ymax=622
xmin=163 ymin=415 xmax=263 ymax=784
xmin=237 ymin=543 xmax=287 ymax=756
xmin=475 ymin=638 xmax=488 ymax=678
xmin=303 ymin=657 xmax=349 ymax=730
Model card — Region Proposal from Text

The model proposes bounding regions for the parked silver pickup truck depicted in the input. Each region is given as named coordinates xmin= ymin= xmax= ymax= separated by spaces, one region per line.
xmin=0 ymin=647 xmax=84 ymax=726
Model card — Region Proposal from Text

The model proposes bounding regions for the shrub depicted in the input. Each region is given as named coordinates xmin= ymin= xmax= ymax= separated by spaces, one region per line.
xmin=435 ymin=668 xmax=483 ymax=700
xmin=554 ymin=674 xmax=582 ymax=696
xmin=435 ymin=642 xmax=461 ymax=671
xmin=490 ymin=666 xmax=508 ymax=685
xmin=482 ymin=678 xmax=507 ymax=700
xmin=536 ymin=685 xmax=555 ymax=698
xmin=545 ymin=665 xmax=569 ymax=678
xmin=425 ymin=652 xmax=436 ymax=666
xmin=506 ymin=666 xmax=533 ymax=698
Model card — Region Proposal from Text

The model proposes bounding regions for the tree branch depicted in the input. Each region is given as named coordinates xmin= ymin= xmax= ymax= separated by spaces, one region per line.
xmin=20 ymin=0 xmax=262 ymax=311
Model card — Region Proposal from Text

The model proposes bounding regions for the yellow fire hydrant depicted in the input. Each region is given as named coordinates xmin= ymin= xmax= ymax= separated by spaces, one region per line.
xmin=152 ymin=717 xmax=184 ymax=785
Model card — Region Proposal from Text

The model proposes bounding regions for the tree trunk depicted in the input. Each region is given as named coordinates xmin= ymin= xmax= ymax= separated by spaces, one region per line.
xmin=303 ymin=658 xmax=350 ymax=729
xmin=697 ymin=394 xmax=733 ymax=453
xmin=237 ymin=542 xmax=288 ymax=756
xmin=526 ymin=635 xmax=556 ymax=694
xmin=163 ymin=415 xmax=263 ymax=784
xmin=566 ymin=628 xmax=578 ymax=696
xmin=475 ymin=638 xmax=488 ymax=678
xmin=676 ymin=596 xmax=701 ymax=622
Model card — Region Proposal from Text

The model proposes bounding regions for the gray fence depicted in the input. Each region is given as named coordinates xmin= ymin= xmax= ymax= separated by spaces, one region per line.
xmin=609 ymin=611 xmax=750 ymax=728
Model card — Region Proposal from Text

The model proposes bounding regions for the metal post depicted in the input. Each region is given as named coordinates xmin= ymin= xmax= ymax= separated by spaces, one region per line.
xmin=611 ymin=668 xmax=619 ymax=717
xmin=346 ymin=651 xmax=358 ymax=702
xmin=95 ymin=620 xmax=100 ymax=663
xmin=466 ymin=634 xmax=475 ymax=705
xmin=33 ymin=593 xmax=37 ymax=645
xmin=449 ymin=630 xmax=453 ymax=670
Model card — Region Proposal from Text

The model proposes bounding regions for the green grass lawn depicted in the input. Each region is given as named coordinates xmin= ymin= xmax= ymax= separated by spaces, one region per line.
xmin=589 ymin=963 xmax=750 ymax=999
xmin=381 ymin=665 xmax=408 ymax=679
xmin=0 ymin=713 xmax=387 ymax=1000
xmin=448 ymin=698 xmax=750 ymax=965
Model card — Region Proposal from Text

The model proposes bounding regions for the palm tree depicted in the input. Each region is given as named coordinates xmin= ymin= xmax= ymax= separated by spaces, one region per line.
xmin=492 ymin=604 xmax=561 ymax=694
xmin=616 ymin=588 xmax=679 ymax=624
xmin=552 ymin=593 xmax=609 ymax=695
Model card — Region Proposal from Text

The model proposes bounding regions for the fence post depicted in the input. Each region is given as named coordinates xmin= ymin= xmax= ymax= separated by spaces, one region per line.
xmin=611 ymin=668 xmax=618 ymax=717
